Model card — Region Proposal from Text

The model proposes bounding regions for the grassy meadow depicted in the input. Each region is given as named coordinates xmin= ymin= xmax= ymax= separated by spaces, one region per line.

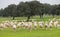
xmin=0 ymin=15 xmax=60 ymax=37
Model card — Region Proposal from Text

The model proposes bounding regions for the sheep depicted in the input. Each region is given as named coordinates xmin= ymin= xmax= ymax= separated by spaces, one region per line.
xmin=0 ymin=23 xmax=5 ymax=30
xmin=44 ymin=21 xmax=49 ymax=30
xmin=33 ymin=21 xmax=37 ymax=30
xmin=3 ymin=22 xmax=10 ymax=28
xmin=12 ymin=23 xmax=16 ymax=30
xmin=10 ymin=21 xmax=17 ymax=30
xmin=49 ymin=20 xmax=53 ymax=27
xmin=1 ymin=19 xmax=60 ymax=31
xmin=17 ymin=22 xmax=22 ymax=30
xmin=53 ymin=21 xmax=58 ymax=28
xmin=28 ymin=22 xmax=32 ymax=31
xmin=38 ymin=21 xmax=44 ymax=29
xmin=48 ymin=21 xmax=53 ymax=30
xmin=21 ymin=21 xmax=25 ymax=27
xmin=14 ymin=21 xmax=17 ymax=25
xmin=24 ymin=22 xmax=29 ymax=29
xmin=10 ymin=21 xmax=14 ymax=27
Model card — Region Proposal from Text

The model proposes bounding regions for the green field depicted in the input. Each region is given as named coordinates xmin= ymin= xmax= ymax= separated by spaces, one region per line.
xmin=0 ymin=16 xmax=60 ymax=37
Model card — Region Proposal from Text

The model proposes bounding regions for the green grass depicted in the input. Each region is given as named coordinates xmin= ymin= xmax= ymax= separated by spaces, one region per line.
xmin=0 ymin=28 xmax=60 ymax=37
xmin=0 ymin=15 xmax=60 ymax=37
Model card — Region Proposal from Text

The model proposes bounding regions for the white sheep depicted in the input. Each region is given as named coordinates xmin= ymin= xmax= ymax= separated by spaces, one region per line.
xmin=3 ymin=22 xmax=10 ymax=28
xmin=24 ymin=22 xmax=29 ymax=29
xmin=28 ymin=22 xmax=32 ymax=31
xmin=12 ymin=24 xmax=16 ymax=30
xmin=54 ymin=21 xmax=58 ymax=28
xmin=33 ymin=21 xmax=37 ymax=30
xmin=0 ymin=23 xmax=5 ymax=30
xmin=45 ymin=21 xmax=49 ymax=30
xmin=38 ymin=21 xmax=44 ymax=29
xmin=17 ymin=22 xmax=22 ymax=30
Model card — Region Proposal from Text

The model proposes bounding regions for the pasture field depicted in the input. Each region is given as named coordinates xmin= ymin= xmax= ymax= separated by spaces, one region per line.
xmin=0 ymin=15 xmax=60 ymax=37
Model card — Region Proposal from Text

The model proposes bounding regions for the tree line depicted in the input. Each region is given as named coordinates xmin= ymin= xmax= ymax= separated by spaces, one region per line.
xmin=0 ymin=1 xmax=60 ymax=21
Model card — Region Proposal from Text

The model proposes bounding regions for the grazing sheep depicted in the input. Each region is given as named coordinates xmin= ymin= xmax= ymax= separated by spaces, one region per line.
xmin=54 ymin=21 xmax=58 ymax=28
xmin=38 ymin=21 xmax=44 ymax=29
xmin=21 ymin=21 xmax=25 ymax=27
xmin=49 ymin=20 xmax=53 ymax=27
xmin=33 ymin=21 xmax=37 ymax=30
xmin=28 ymin=22 xmax=32 ymax=31
xmin=45 ymin=21 xmax=49 ymax=30
xmin=10 ymin=21 xmax=16 ymax=30
xmin=17 ymin=22 xmax=22 ymax=30
xmin=3 ymin=22 xmax=10 ymax=28
xmin=12 ymin=24 xmax=16 ymax=30
xmin=24 ymin=22 xmax=28 ymax=29
xmin=48 ymin=22 xmax=53 ymax=30
xmin=0 ymin=23 xmax=5 ymax=30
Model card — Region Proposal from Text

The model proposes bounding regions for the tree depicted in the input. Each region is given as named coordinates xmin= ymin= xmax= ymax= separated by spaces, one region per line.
xmin=0 ymin=1 xmax=60 ymax=20
xmin=0 ymin=8 xmax=4 ymax=16
xmin=50 ymin=7 xmax=56 ymax=18
xmin=43 ymin=4 xmax=51 ymax=15
xmin=17 ymin=2 xmax=25 ymax=17
xmin=4 ymin=4 xmax=17 ymax=19
xmin=55 ymin=4 xmax=60 ymax=15
xmin=38 ymin=4 xmax=45 ymax=18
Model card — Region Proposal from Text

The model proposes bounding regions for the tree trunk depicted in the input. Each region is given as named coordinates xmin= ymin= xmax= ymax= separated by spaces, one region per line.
xmin=27 ymin=16 xmax=30 ymax=22
xmin=40 ymin=15 xmax=43 ymax=19
xmin=13 ymin=16 xmax=15 ymax=20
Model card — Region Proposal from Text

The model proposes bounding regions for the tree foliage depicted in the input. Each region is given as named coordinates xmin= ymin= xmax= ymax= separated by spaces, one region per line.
xmin=0 ymin=1 xmax=60 ymax=20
